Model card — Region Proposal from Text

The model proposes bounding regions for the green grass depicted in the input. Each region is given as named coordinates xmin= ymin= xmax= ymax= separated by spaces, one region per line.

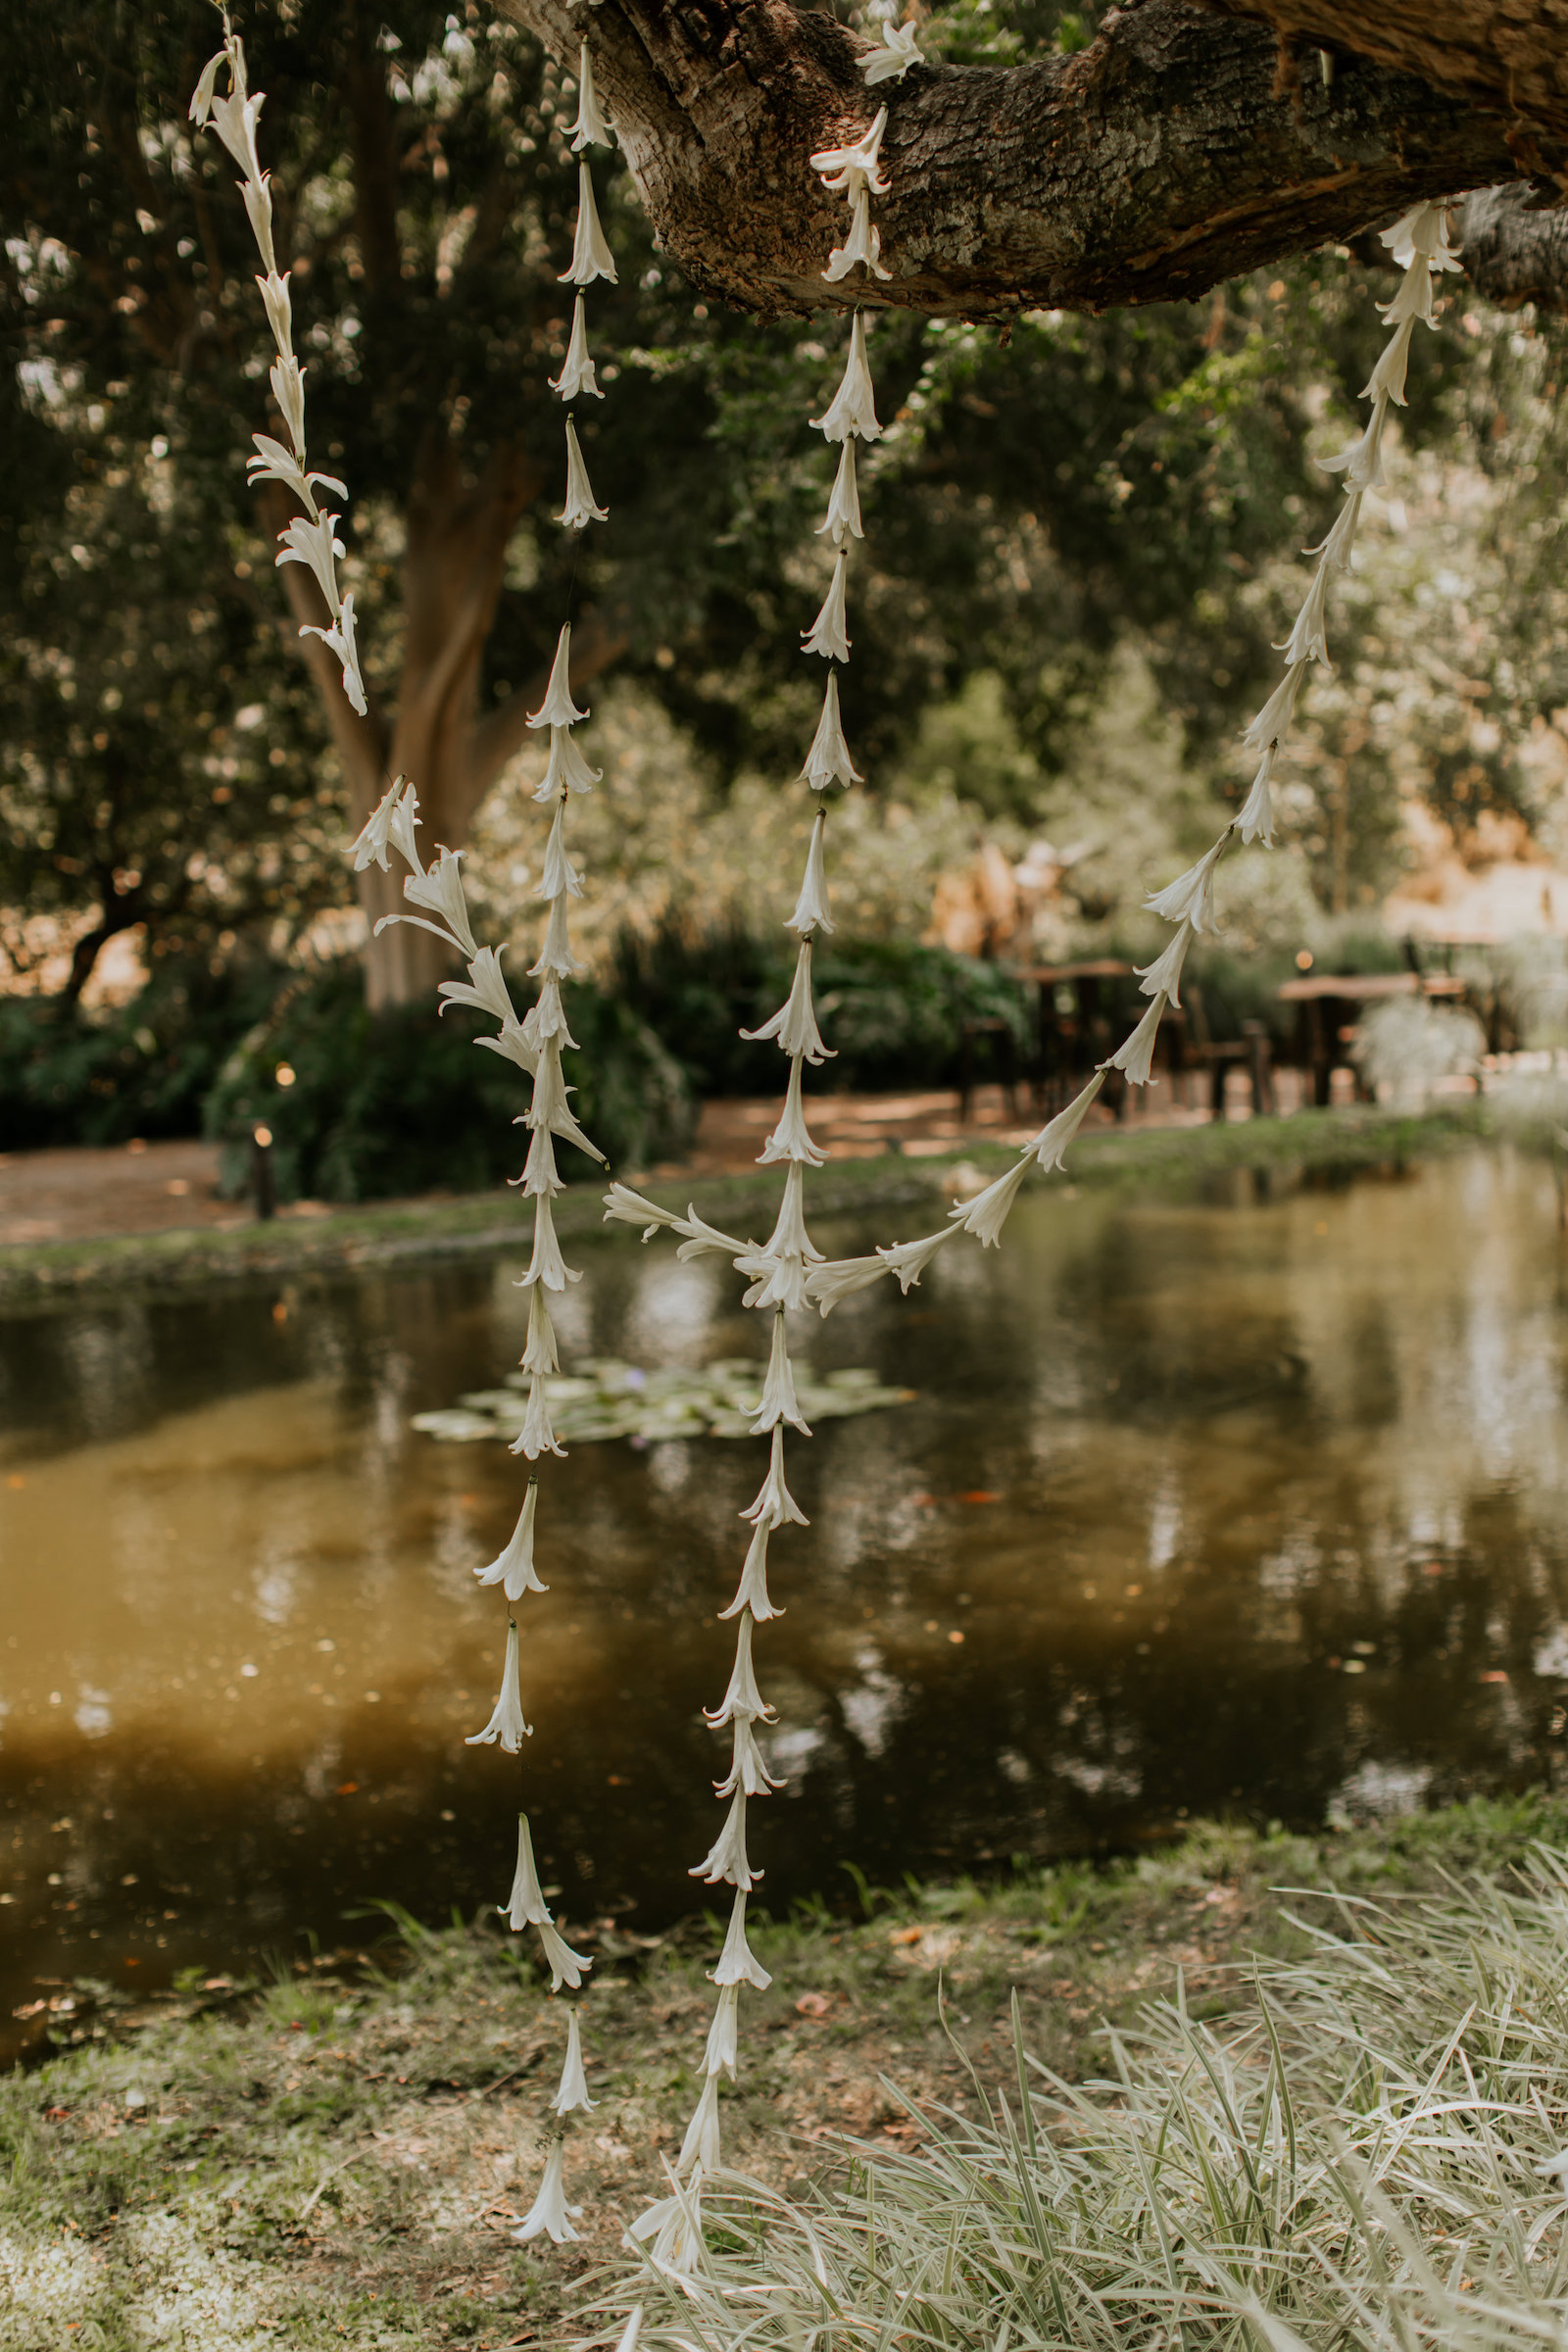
xmin=7 ymin=1795 xmax=1568 ymax=2349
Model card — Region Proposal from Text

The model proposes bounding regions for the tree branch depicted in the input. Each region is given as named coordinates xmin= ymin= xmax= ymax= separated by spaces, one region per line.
xmin=498 ymin=0 xmax=1563 ymax=318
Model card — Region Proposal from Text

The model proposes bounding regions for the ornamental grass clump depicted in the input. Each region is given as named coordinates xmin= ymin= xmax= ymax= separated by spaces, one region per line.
xmin=190 ymin=8 xmax=624 ymax=2242
xmin=612 ymin=1846 xmax=1568 ymax=2348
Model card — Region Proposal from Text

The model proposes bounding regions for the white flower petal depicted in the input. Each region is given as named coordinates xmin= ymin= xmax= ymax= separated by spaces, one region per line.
xmin=474 ymin=1483 xmax=549 ymax=1600
xmin=512 ymin=2139 xmax=582 ymax=2243
xmin=465 ymin=1617 xmax=532 ymax=1751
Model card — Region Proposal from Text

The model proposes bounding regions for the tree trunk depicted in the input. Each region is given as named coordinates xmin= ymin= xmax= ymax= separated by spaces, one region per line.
xmin=498 ymin=0 xmax=1568 ymax=318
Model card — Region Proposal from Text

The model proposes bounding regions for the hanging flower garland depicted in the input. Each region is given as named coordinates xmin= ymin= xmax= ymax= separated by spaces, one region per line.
xmin=189 ymin=11 xmax=628 ymax=2250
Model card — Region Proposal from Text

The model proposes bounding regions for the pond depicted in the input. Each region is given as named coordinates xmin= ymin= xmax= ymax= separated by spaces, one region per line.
xmin=4 ymin=1145 xmax=1567 ymax=2043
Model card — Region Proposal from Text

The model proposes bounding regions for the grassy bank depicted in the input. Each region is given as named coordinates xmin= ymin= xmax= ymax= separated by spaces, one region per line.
xmin=6 ymin=1792 xmax=1568 ymax=2350
xmin=0 ymin=1101 xmax=1495 ymax=1309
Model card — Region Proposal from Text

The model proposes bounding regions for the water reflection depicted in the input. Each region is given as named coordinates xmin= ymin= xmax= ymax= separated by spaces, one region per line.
xmin=4 ymin=1148 xmax=1568 ymax=2036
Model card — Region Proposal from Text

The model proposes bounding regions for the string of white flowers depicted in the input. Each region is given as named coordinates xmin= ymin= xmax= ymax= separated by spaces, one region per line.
xmin=190 ymin=11 xmax=623 ymax=2251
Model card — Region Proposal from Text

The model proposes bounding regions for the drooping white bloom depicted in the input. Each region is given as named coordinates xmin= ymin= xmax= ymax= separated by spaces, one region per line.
xmin=1030 ymin=1071 xmax=1104 ymax=1171
xmin=520 ymin=1279 xmax=560 ymax=1380
xmin=861 ymin=21 xmax=922 ymax=83
xmin=881 ymin=1225 xmax=959 ymax=1293
xmin=603 ymin=1184 xmax=683 ymax=1240
xmin=386 ymin=784 xmax=424 ymax=876
xmin=1241 ymin=662 xmax=1305 ymax=756
xmin=299 ymin=591 xmax=368 ymax=714
xmin=351 ymin=777 xmax=406 ymax=873
xmin=550 ymin=292 xmax=602 ymax=401
xmin=559 ymin=417 xmax=609 ymax=530
xmin=188 ymin=49 xmax=223 ymax=127
xmin=513 ymin=2138 xmax=581 ymax=2244
xmin=400 ymin=845 xmax=480 ymax=956
xmin=1304 ymin=490 xmax=1363 ymax=574
xmin=751 ymin=1309 xmax=811 ymax=1433
xmin=817 ymin=438 xmax=863 ymax=545
xmin=438 ymin=944 xmax=516 ymax=1028
xmin=1238 ymin=750 xmax=1276 ymax=847
xmin=809 ymin=107 xmax=890 ymax=197
xmin=477 ymin=1019 xmax=538 ymax=1080
xmin=537 ymin=722 xmax=602 ymax=803
xmin=537 ymin=800 xmax=584 ymax=903
xmin=710 ymin=1887 xmax=771 ymax=1989
xmin=703 ymin=1983 xmax=741 ymax=2079
xmin=517 ymin=1125 xmax=564 ymax=1205
xmin=737 ymin=1162 xmax=823 ymax=1310
xmin=270 ymin=353 xmax=308 ymax=459
xmin=1380 ymin=255 xmax=1437 ymax=332
xmin=274 ymin=511 xmax=345 ymax=611
xmin=519 ymin=1190 xmax=580 ymax=1293
xmin=719 ymin=1522 xmax=781 ymax=1622
xmin=510 ymin=1371 xmax=564 ymax=1462
xmin=705 ymin=1613 xmax=776 ymax=1727
xmin=537 ymin=1918 xmax=591 ymax=1992
xmin=550 ymin=2007 xmax=597 ymax=2115
xmin=714 ymin=1713 xmax=784 ymax=1797
xmin=627 ymin=2171 xmax=703 ymax=2275
xmin=690 ymin=1788 xmax=760 ymax=1889
xmin=524 ymin=1041 xmax=601 ymax=1161
xmin=242 ymin=175 xmax=277 ymax=276
xmin=673 ymin=1205 xmax=750 ymax=1264
xmin=759 ymin=1055 xmax=826 ymax=1170
xmin=742 ymin=1425 xmax=809 ymax=1533
xmin=804 ymin=667 xmax=864 ymax=795
xmin=248 ymin=433 xmax=345 ymax=507
xmin=527 ymin=625 xmax=588 ymax=730
xmin=474 ymin=1483 xmax=550 ymax=1601
xmin=676 ymin=2070 xmax=723 ymax=2175
xmin=803 ymin=1252 xmax=889 ymax=1311
xmin=566 ymin=38 xmax=612 ymax=151
xmin=742 ymin=941 xmax=834 ymax=1065
xmin=529 ymin=894 xmax=582 ymax=982
xmin=824 ymin=186 xmax=891 ymax=284
xmin=1102 ymin=992 xmax=1168 ymax=1087
xmin=1279 ymin=557 xmax=1333 ymax=670
xmin=1318 ymin=394 xmax=1390 ymax=493
xmin=789 ymin=809 xmax=836 ymax=936
xmin=1134 ymin=920 xmax=1193 ymax=1007
xmin=1381 ymin=199 xmax=1460 ymax=274
xmin=803 ymin=550 xmax=852 ymax=662
xmin=466 ymin=1617 xmax=532 ymax=1752
xmin=524 ymin=976 xmax=577 ymax=1052
xmin=1144 ymin=838 xmax=1225 ymax=933
xmin=499 ymin=1811 xmax=552 ymax=1931
xmin=255 ymin=267 xmax=292 ymax=354
xmin=1362 ymin=315 xmax=1416 ymax=407
xmin=560 ymin=160 xmax=617 ymax=286
xmin=811 ymin=312 xmax=882 ymax=443
xmin=948 ymin=1153 xmax=1031 ymax=1250
xmin=210 ymin=83 xmax=266 ymax=184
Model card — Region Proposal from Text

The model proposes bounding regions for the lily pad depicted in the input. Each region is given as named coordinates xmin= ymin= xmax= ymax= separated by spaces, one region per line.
xmin=412 ymin=1355 xmax=914 ymax=1446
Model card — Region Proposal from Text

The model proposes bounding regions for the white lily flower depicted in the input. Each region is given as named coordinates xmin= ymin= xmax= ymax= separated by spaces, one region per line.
xmin=518 ymin=1124 xmax=564 ymax=1204
xmin=817 ymin=438 xmax=863 ymax=545
xmin=438 ymin=945 xmax=515 ymax=1028
xmin=550 ymin=292 xmax=602 ymax=401
xmin=527 ymin=625 xmax=588 ymax=731
xmin=861 ymin=20 xmax=921 ymax=84
xmin=476 ymin=1020 xmax=538 ymax=1080
xmin=300 ymin=589 xmax=369 ymax=717
xmin=387 ymin=784 xmax=423 ymax=876
xmin=524 ymin=977 xmax=577 ymax=1050
xmin=711 ymin=1887 xmax=771 ymax=1989
xmin=475 ymin=1484 xmax=549 ymax=1601
xmin=676 ymin=2071 xmax=723 ymax=2175
xmin=1031 ymin=1072 xmax=1104 ymax=1171
xmin=559 ymin=416 xmax=609 ymax=531
xmin=275 ymin=511 xmax=345 ymax=612
xmin=513 ymin=2138 xmax=581 ymax=2244
xmin=1102 ymin=993 xmax=1168 ymax=1087
xmin=741 ymin=941 xmax=835 ymax=1064
xmin=567 ymin=39 xmax=612 ymax=150
xmin=499 ymin=1811 xmax=553 ymax=1930
xmin=603 ymin=1183 xmax=683 ymax=1241
xmin=1304 ymin=490 xmax=1363 ymax=573
xmin=529 ymin=894 xmax=581 ymax=981
xmin=1144 ymin=837 xmax=1225 ymax=932
xmin=1278 ymin=556 xmax=1332 ymax=671
xmin=673 ymin=1205 xmax=751 ymax=1263
xmin=270 ymin=354 xmax=308 ymax=459
xmin=1319 ymin=392 xmax=1390 ymax=492
xmin=803 ymin=550 xmax=852 ymax=663
xmin=524 ymin=1039 xmax=575 ymax=1135
xmin=703 ymin=1983 xmax=741 ymax=2079
xmin=536 ymin=723 xmax=601 ymax=803
xmin=519 ymin=1191 xmax=580 ymax=1293
xmin=760 ymin=1056 xmax=826 ymax=1171
xmin=537 ymin=1917 xmax=591 ymax=1991
xmin=248 ymin=433 xmax=348 ymax=510
xmin=256 ymin=270 xmax=293 ymax=358
xmin=1379 ymin=254 xmax=1436 ymax=332
xmin=1381 ymin=199 xmax=1460 ymax=273
xmin=824 ymin=185 xmax=891 ymax=284
xmin=812 ymin=312 xmax=881 ymax=443
xmin=520 ymin=1281 xmax=560 ymax=1374
xmin=690 ymin=1788 xmax=760 ymax=1889
xmin=789 ymin=808 xmax=836 ymax=936
xmin=751 ymin=1310 xmax=811 ymax=1433
xmin=810 ymin=107 xmax=890 ymax=197
xmin=627 ymin=2172 xmax=703 ymax=2274
xmin=1238 ymin=750 xmax=1276 ymax=847
xmin=705 ymin=1613 xmax=777 ymax=1727
xmin=400 ymin=845 xmax=479 ymax=956
xmin=1134 ymin=920 xmax=1193 ymax=1007
xmin=560 ymin=160 xmax=616 ymax=286
xmin=804 ymin=667 xmax=864 ymax=795
xmin=737 ymin=1163 xmax=823 ymax=1311
xmin=1241 ymin=662 xmax=1305 ymax=756
xmin=881 ymin=1224 xmax=959 ymax=1292
xmin=242 ymin=174 xmax=277 ymax=276
xmin=742 ymin=1415 xmax=809 ymax=1536
xmin=1362 ymin=315 xmax=1416 ymax=407
xmin=210 ymin=84 xmax=266 ymax=184
xmin=510 ymin=1371 xmax=565 ymax=1461
xmin=804 ymin=1253 xmax=890 ymax=1312
xmin=536 ymin=801 xmax=584 ymax=904
xmin=715 ymin=1713 xmax=784 ymax=1797
xmin=351 ymin=778 xmax=405 ymax=873
xmin=466 ymin=1617 xmax=532 ymax=1752
xmin=948 ymin=1153 xmax=1031 ymax=1250
xmin=550 ymin=2006 xmax=597 ymax=2114
xmin=189 ymin=50 xmax=223 ymax=127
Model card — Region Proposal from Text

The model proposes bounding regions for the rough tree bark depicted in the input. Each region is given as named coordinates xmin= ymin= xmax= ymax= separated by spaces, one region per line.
xmin=498 ymin=0 xmax=1568 ymax=319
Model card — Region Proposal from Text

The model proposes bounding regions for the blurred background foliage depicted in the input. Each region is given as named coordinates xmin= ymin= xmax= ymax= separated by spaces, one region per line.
xmin=3 ymin=0 xmax=1568 ymax=1190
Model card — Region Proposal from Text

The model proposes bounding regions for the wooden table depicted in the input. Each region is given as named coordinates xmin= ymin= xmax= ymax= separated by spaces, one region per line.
xmin=1278 ymin=972 xmax=1467 ymax=1105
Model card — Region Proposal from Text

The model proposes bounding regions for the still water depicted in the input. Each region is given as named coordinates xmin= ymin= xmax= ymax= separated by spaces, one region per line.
xmin=4 ymin=1148 xmax=1567 ymax=2035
